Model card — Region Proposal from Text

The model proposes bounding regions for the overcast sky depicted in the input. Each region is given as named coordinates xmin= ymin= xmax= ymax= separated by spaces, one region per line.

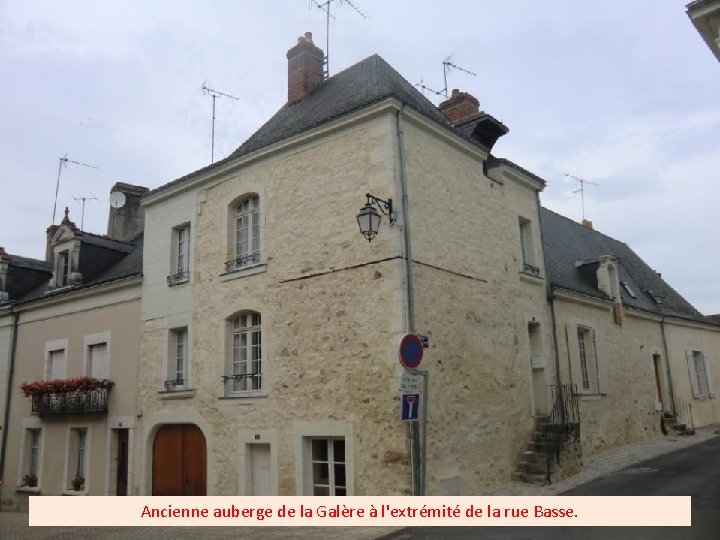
xmin=1 ymin=1 xmax=718 ymax=314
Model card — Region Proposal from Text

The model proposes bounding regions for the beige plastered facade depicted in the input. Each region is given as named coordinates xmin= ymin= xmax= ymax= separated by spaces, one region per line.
xmin=0 ymin=277 xmax=141 ymax=507
xmin=138 ymin=100 xmax=551 ymax=496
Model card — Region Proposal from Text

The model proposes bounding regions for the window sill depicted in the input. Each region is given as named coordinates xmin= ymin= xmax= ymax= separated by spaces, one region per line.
xmin=62 ymin=490 xmax=87 ymax=496
xmin=220 ymin=263 xmax=266 ymax=282
xmin=159 ymin=388 xmax=195 ymax=400
xmin=519 ymin=271 xmax=543 ymax=284
xmin=16 ymin=486 xmax=41 ymax=494
xmin=167 ymin=275 xmax=190 ymax=287
xmin=219 ymin=392 xmax=268 ymax=401
xmin=578 ymin=394 xmax=604 ymax=401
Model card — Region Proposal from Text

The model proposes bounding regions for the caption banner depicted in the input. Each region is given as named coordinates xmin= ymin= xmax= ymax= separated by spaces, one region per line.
xmin=30 ymin=495 xmax=691 ymax=527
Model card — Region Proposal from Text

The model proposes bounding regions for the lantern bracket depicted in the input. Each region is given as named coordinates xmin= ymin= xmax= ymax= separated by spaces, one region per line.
xmin=365 ymin=193 xmax=396 ymax=224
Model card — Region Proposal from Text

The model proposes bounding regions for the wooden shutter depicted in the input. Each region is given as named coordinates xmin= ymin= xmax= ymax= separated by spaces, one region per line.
xmin=704 ymin=355 xmax=715 ymax=398
xmin=566 ymin=323 xmax=583 ymax=392
xmin=595 ymin=327 xmax=609 ymax=395
xmin=686 ymin=350 xmax=701 ymax=398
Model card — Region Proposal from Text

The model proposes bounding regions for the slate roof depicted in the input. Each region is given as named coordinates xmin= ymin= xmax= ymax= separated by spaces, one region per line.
xmin=147 ymin=54 xmax=488 ymax=197
xmin=540 ymin=207 xmax=715 ymax=325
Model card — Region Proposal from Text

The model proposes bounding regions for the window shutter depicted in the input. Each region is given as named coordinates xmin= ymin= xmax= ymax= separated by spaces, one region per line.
xmin=52 ymin=351 xmax=66 ymax=379
xmin=566 ymin=323 xmax=583 ymax=392
xmin=686 ymin=350 xmax=701 ymax=398
xmin=595 ymin=328 xmax=609 ymax=395
xmin=704 ymin=355 xmax=715 ymax=398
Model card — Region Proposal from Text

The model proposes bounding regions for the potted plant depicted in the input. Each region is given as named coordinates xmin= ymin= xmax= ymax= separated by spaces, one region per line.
xmin=71 ymin=473 xmax=85 ymax=491
xmin=22 ymin=473 xmax=38 ymax=487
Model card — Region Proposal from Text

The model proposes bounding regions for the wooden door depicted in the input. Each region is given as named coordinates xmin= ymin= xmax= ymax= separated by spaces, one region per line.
xmin=152 ymin=424 xmax=206 ymax=495
xmin=116 ymin=429 xmax=129 ymax=496
xmin=250 ymin=444 xmax=271 ymax=495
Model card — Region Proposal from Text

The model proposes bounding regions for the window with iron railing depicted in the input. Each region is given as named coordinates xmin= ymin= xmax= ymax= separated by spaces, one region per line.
xmin=223 ymin=312 xmax=262 ymax=394
xmin=225 ymin=196 xmax=261 ymax=273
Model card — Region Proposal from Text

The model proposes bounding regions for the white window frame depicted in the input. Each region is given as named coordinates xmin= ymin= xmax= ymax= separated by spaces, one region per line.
xmin=518 ymin=216 xmax=539 ymax=276
xmin=226 ymin=312 xmax=262 ymax=394
xmin=225 ymin=195 xmax=262 ymax=273
xmin=44 ymin=338 xmax=68 ymax=380
xmin=309 ymin=438 xmax=346 ymax=496
xmin=567 ymin=320 xmax=608 ymax=396
xmin=686 ymin=350 xmax=715 ymax=399
xmin=166 ymin=327 xmax=188 ymax=390
xmin=169 ymin=224 xmax=191 ymax=284
xmin=295 ymin=421 xmax=354 ymax=496
xmin=66 ymin=427 xmax=89 ymax=492
xmin=83 ymin=332 xmax=111 ymax=380
xmin=17 ymin=418 xmax=43 ymax=489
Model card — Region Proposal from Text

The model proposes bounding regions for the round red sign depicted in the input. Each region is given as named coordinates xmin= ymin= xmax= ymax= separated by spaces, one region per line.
xmin=398 ymin=333 xmax=424 ymax=369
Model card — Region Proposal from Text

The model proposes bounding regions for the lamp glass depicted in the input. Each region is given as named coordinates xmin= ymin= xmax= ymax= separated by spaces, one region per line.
xmin=357 ymin=204 xmax=381 ymax=241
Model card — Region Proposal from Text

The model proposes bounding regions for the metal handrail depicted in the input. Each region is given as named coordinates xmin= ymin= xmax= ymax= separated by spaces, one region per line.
xmin=31 ymin=388 xmax=109 ymax=416
xmin=672 ymin=395 xmax=695 ymax=433
xmin=542 ymin=384 xmax=580 ymax=483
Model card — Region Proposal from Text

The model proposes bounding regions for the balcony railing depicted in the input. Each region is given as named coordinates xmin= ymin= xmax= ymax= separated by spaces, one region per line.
xmin=163 ymin=378 xmax=187 ymax=392
xmin=167 ymin=270 xmax=190 ymax=285
xmin=221 ymin=373 xmax=262 ymax=393
xmin=224 ymin=252 xmax=261 ymax=273
xmin=522 ymin=263 xmax=541 ymax=277
xmin=31 ymin=388 xmax=109 ymax=416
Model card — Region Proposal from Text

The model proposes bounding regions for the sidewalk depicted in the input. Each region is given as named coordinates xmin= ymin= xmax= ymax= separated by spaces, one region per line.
xmin=2 ymin=426 xmax=717 ymax=539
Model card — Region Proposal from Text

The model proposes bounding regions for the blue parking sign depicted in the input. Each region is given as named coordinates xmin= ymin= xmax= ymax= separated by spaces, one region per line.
xmin=401 ymin=393 xmax=420 ymax=421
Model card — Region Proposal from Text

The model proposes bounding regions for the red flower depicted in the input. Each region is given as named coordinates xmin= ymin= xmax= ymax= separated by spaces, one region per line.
xmin=20 ymin=377 xmax=114 ymax=397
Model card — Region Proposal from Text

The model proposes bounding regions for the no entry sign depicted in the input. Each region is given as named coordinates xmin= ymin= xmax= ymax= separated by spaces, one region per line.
xmin=398 ymin=333 xmax=424 ymax=369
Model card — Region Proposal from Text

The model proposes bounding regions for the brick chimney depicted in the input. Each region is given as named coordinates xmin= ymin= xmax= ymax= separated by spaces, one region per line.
xmin=581 ymin=219 xmax=594 ymax=229
xmin=287 ymin=32 xmax=325 ymax=104
xmin=439 ymin=89 xmax=481 ymax=125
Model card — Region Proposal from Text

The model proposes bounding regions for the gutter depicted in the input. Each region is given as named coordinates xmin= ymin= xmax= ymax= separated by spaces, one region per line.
xmin=660 ymin=317 xmax=677 ymax=416
xmin=0 ymin=307 xmax=19 ymax=504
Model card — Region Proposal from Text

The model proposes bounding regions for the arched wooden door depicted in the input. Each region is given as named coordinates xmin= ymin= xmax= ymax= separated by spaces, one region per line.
xmin=152 ymin=424 xmax=206 ymax=495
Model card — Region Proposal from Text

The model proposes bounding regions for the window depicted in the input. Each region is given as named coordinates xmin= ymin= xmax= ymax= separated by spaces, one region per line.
xmin=58 ymin=250 xmax=70 ymax=287
xmin=23 ymin=429 xmax=41 ymax=485
xmin=577 ymin=327 xmax=599 ymax=393
xmin=86 ymin=343 xmax=108 ymax=380
xmin=621 ymin=281 xmax=637 ymax=299
xmin=166 ymin=328 xmax=188 ymax=390
xmin=687 ymin=350 xmax=715 ymax=399
xmin=45 ymin=349 xmax=66 ymax=380
xmin=567 ymin=321 xmax=607 ymax=396
xmin=310 ymin=438 xmax=346 ymax=496
xmin=227 ymin=312 xmax=262 ymax=393
xmin=67 ymin=428 xmax=87 ymax=490
xmin=168 ymin=225 xmax=190 ymax=284
xmin=226 ymin=196 xmax=260 ymax=272
xmin=518 ymin=217 xmax=539 ymax=276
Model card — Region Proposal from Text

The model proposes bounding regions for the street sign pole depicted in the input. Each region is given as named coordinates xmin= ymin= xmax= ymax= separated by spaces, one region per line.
xmin=418 ymin=369 xmax=429 ymax=496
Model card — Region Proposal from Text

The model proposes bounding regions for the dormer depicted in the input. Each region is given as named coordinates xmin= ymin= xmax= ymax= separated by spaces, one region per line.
xmin=0 ymin=246 xmax=10 ymax=302
xmin=47 ymin=208 xmax=83 ymax=289
xmin=575 ymin=255 xmax=623 ymax=324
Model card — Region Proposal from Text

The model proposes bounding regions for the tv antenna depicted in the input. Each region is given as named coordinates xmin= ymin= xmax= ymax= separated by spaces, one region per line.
xmin=416 ymin=56 xmax=477 ymax=99
xmin=201 ymin=81 xmax=240 ymax=164
xmin=566 ymin=173 xmax=599 ymax=220
xmin=52 ymin=154 xmax=98 ymax=223
xmin=309 ymin=0 xmax=367 ymax=78
xmin=72 ymin=193 xmax=98 ymax=230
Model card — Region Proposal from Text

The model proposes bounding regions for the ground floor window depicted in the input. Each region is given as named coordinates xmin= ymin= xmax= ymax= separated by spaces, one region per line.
xmin=310 ymin=438 xmax=346 ymax=496
xmin=67 ymin=428 xmax=87 ymax=490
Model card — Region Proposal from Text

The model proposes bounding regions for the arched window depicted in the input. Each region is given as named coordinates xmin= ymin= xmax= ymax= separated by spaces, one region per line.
xmin=226 ymin=196 xmax=260 ymax=271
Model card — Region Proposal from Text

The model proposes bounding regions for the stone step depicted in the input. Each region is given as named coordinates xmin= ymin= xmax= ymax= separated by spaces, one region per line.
xmin=511 ymin=471 xmax=549 ymax=486
xmin=522 ymin=450 xmax=552 ymax=464
xmin=517 ymin=459 xmax=554 ymax=475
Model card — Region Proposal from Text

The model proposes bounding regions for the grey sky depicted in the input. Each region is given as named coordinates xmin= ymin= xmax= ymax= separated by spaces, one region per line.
xmin=1 ymin=1 xmax=718 ymax=314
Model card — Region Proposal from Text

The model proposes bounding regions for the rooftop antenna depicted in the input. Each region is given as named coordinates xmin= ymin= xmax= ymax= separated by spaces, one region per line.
xmin=566 ymin=173 xmax=599 ymax=221
xmin=201 ymin=81 xmax=240 ymax=164
xmin=52 ymin=154 xmax=98 ymax=223
xmin=72 ymin=193 xmax=98 ymax=230
xmin=415 ymin=55 xmax=477 ymax=99
xmin=309 ymin=0 xmax=367 ymax=78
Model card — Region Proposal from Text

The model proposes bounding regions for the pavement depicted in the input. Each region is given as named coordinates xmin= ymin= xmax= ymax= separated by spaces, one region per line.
xmin=1 ymin=425 xmax=718 ymax=539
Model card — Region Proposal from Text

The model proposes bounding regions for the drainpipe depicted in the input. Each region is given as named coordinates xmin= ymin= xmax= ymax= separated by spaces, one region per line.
xmin=660 ymin=317 xmax=677 ymax=416
xmin=0 ymin=308 xmax=20 ymax=505
xmin=395 ymin=105 xmax=422 ymax=496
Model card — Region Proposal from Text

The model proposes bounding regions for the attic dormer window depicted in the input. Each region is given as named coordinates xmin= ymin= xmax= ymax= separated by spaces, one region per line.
xmin=621 ymin=281 xmax=637 ymax=299
xmin=58 ymin=250 xmax=70 ymax=287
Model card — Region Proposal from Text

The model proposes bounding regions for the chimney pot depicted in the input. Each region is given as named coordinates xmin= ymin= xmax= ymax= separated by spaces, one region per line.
xmin=581 ymin=219 xmax=594 ymax=229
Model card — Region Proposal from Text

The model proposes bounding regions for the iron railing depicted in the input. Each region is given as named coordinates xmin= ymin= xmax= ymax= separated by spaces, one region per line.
xmin=224 ymin=252 xmax=261 ymax=273
xmin=31 ymin=388 xmax=109 ymax=416
xmin=163 ymin=378 xmax=187 ymax=392
xmin=167 ymin=270 xmax=190 ymax=285
xmin=542 ymin=384 xmax=580 ymax=483
xmin=522 ymin=263 xmax=541 ymax=277
xmin=221 ymin=372 xmax=262 ymax=393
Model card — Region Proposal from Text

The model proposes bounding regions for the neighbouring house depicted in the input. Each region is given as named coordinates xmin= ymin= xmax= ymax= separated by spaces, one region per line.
xmin=687 ymin=0 xmax=720 ymax=60
xmin=0 ymin=183 xmax=146 ymax=509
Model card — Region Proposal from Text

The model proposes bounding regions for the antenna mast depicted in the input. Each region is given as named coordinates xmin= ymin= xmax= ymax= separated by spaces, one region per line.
xmin=201 ymin=82 xmax=240 ymax=164
xmin=416 ymin=56 xmax=477 ymax=99
xmin=52 ymin=154 xmax=98 ymax=223
xmin=310 ymin=0 xmax=366 ymax=78
xmin=72 ymin=193 xmax=98 ymax=230
xmin=566 ymin=173 xmax=599 ymax=220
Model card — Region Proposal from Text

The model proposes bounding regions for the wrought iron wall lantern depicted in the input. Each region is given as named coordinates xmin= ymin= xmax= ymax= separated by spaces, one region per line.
xmin=356 ymin=193 xmax=396 ymax=242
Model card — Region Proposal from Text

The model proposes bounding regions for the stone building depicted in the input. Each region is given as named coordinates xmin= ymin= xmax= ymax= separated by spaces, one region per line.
xmin=687 ymin=0 xmax=720 ymax=60
xmin=0 ymin=183 xmax=146 ymax=509
xmin=136 ymin=32 xmax=551 ymax=496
